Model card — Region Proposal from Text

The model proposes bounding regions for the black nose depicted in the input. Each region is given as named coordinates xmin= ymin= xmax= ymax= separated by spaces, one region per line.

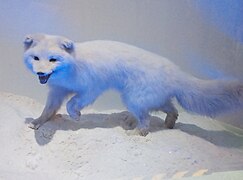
xmin=37 ymin=72 xmax=45 ymax=76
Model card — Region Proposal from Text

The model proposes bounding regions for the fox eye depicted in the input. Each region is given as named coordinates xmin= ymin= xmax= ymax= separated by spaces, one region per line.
xmin=33 ymin=56 xmax=39 ymax=61
xmin=49 ymin=58 xmax=57 ymax=62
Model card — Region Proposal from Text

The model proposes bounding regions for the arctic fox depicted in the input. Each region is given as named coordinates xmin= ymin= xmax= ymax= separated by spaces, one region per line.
xmin=24 ymin=33 xmax=243 ymax=136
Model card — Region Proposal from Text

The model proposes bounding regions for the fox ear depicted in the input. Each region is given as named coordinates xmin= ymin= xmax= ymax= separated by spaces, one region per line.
xmin=23 ymin=34 xmax=45 ymax=50
xmin=60 ymin=39 xmax=74 ymax=53
xmin=23 ymin=35 xmax=34 ymax=50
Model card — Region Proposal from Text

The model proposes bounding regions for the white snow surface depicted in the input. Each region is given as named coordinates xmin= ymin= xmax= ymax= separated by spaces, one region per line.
xmin=0 ymin=92 xmax=243 ymax=180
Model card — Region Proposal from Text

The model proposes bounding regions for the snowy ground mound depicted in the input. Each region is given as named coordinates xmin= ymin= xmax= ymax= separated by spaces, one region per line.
xmin=0 ymin=92 xmax=243 ymax=180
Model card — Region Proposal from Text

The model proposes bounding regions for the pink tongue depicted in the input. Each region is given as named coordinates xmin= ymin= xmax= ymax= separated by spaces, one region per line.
xmin=38 ymin=74 xmax=51 ymax=84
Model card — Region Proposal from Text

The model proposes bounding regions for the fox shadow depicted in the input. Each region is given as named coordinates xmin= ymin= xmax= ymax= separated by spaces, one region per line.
xmin=176 ymin=122 xmax=243 ymax=148
xmin=25 ymin=111 xmax=243 ymax=148
xmin=25 ymin=111 xmax=165 ymax=145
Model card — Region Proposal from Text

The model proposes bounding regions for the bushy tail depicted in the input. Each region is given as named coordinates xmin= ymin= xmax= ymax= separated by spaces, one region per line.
xmin=175 ymin=78 xmax=243 ymax=117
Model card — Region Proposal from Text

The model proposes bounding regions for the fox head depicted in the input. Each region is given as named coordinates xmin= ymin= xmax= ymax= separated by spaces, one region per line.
xmin=23 ymin=34 xmax=75 ymax=84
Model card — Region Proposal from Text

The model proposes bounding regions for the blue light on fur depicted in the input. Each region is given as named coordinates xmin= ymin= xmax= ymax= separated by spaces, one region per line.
xmin=24 ymin=34 xmax=243 ymax=134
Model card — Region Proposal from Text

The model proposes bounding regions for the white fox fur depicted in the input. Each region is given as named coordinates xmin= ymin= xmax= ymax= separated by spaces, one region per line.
xmin=23 ymin=33 xmax=243 ymax=136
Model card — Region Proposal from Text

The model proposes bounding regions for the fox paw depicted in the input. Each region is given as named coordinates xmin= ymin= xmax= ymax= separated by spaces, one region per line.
xmin=68 ymin=111 xmax=81 ymax=121
xmin=126 ymin=128 xmax=149 ymax=136
xmin=138 ymin=128 xmax=149 ymax=136
xmin=28 ymin=119 xmax=42 ymax=130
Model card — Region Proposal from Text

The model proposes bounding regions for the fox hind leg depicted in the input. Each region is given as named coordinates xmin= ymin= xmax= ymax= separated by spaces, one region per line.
xmin=161 ymin=100 xmax=178 ymax=129
xmin=125 ymin=111 xmax=150 ymax=136
xmin=136 ymin=115 xmax=150 ymax=136
xmin=123 ymin=97 xmax=151 ymax=136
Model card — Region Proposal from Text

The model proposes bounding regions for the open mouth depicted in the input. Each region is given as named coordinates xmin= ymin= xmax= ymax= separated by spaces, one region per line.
xmin=38 ymin=73 xmax=52 ymax=84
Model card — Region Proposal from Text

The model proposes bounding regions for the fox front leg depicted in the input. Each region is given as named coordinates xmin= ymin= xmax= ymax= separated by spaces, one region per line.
xmin=66 ymin=94 xmax=82 ymax=121
xmin=29 ymin=87 xmax=69 ymax=129
xmin=66 ymin=92 xmax=98 ymax=121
